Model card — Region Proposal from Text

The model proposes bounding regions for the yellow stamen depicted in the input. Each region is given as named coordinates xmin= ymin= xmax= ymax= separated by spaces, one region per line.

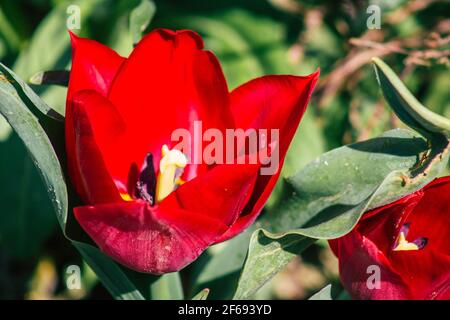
xmin=393 ymin=232 xmax=419 ymax=251
xmin=120 ymin=193 xmax=133 ymax=201
xmin=156 ymin=145 xmax=187 ymax=202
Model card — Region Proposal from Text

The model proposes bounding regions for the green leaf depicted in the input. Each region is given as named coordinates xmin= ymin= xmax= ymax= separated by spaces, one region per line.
xmin=192 ymin=288 xmax=210 ymax=300
xmin=234 ymin=129 xmax=449 ymax=299
xmin=233 ymin=229 xmax=315 ymax=299
xmin=309 ymin=284 xmax=332 ymax=300
xmin=372 ymin=57 xmax=450 ymax=135
xmin=0 ymin=63 xmax=68 ymax=229
xmin=129 ymin=0 xmax=156 ymax=46
xmin=150 ymin=272 xmax=184 ymax=300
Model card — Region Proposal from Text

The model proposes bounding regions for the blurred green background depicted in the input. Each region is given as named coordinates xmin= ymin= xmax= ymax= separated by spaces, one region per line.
xmin=0 ymin=0 xmax=448 ymax=299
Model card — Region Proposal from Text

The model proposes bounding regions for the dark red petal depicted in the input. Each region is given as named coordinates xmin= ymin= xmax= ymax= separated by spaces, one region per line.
xmin=68 ymin=90 xmax=130 ymax=203
xmin=335 ymin=231 xmax=412 ymax=300
xmin=217 ymin=72 xmax=319 ymax=241
xmin=74 ymin=201 xmax=228 ymax=274
xmin=358 ymin=191 xmax=423 ymax=256
xmin=164 ymin=162 xmax=260 ymax=226
xmin=66 ymin=32 xmax=125 ymax=197
xmin=108 ymin=29 xmax=234 ymax=181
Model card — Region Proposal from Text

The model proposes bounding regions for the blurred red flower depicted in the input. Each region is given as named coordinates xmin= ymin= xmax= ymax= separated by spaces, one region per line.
xmin=65 ymin=29 xmax=319 ymax=274
xmin=330 ymin=176 xmax=450 ymax=299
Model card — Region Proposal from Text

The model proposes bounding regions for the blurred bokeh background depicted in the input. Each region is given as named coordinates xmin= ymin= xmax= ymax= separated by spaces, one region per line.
xmin=0 ymin=0 xmax=449 ymax=299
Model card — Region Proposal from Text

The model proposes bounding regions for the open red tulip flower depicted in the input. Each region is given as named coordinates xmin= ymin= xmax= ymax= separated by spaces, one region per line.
xmin=65 ymin=29 xmax=319 ymax=274
xmin=330 ymin=176 xmax=450 ymax=300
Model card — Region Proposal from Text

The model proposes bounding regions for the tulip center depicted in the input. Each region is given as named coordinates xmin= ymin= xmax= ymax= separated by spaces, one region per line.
xmin=393 ymin=223 xmax=427 ymax=252
xmin=155 ymin=145 xmax=187 ymax=202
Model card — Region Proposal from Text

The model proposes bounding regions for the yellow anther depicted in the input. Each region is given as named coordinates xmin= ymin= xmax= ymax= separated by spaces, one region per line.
xmin=120 ymin=193 xmax=133 ymax=202
xmin=156 ymin=145 xmax=187 ymax=202
xmin=393 ymin=232 xmax=419 ymax=251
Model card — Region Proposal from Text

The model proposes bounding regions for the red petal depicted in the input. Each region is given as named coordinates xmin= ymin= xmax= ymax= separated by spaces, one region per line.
xmin=108 ymin=29 xmax=234 ymax=181
xmin=74 ymin=200 xmax=228 ymax=274
xmin=408 ymin=176 xmax=450 ymax=253
xmin=67 ymin=90 xmax=131 ymax=203
xmin=217 ymin=72 xmax=319 ymax=241
xmin=164 ymin=162 xmax=260 ymax=226
xmin=67 ymin=31 xmax=125 ymax=100
xmin=215 ymin=170 xmax=282 ymax=242
xmin=66 ymin=32 xmax=125 ymax=198
xmin=336 ymin=231 xmax=412 ymax=299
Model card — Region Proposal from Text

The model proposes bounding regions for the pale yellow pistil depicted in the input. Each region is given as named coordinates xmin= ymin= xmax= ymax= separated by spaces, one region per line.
xmin=156 ymin=145 xmax=187 ymax=202
xmin=393 ymin=232 xmax=419 ymax=251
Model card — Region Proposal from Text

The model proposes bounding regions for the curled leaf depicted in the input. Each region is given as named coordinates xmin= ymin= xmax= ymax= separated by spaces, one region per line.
xmin=372 ymin=57 xmax=450 ymax=135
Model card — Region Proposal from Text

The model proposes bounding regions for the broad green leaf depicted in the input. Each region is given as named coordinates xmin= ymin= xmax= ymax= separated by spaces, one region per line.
xmin=0 ymin=64 xmax=67 ymax=229
xmin=150 ymin=272 xmax=184 ymax=300
xmin=129 ymin=0 xmax=156 ymax=45
xmin=234 ymin=129 xmax=449 ymax=299
xmin=233 ymin=229 xmax=315 ymax=299
xmin=192 ymin=288 xmax=210 ymax=300
xmin=0 ymin=114 xmax=11 ymax=141
xmin=73 ymin=241 xmax=145 ymax=300
xmin=309 ymin=284 xmax=332 ymax=300
xmin=372 ymin=57 xmax=450 ymax=135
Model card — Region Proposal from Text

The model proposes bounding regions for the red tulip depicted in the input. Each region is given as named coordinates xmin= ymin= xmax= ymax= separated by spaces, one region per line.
xmin=65 ymin=29 xmax=319 ymax=274
xmin=329 ymin=176 xmax=450 ymax=299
